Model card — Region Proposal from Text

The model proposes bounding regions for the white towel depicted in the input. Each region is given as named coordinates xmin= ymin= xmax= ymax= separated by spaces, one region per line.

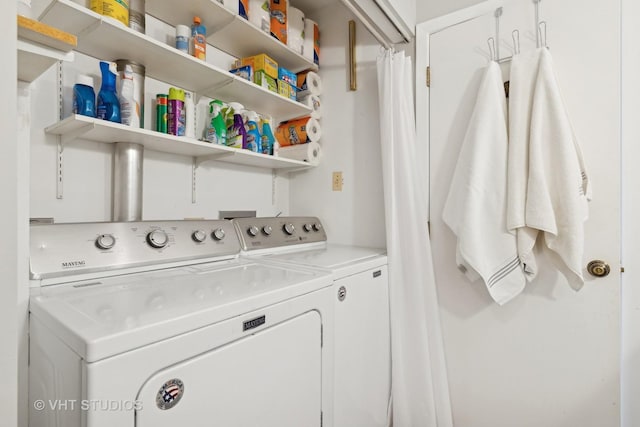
xmin=443 ymin=62 xmax=526 ymax=305
xmin=526 ymin=48 xmax=591 ymax=290
xmin=507 ymin=49 xmax=543 ymax=280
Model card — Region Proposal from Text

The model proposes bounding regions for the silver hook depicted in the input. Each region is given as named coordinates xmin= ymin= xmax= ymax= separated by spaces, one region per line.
xmin=494 ymin=7 xmax=503 ymax=60
xmin=512 ymin=29 xmax=520 ymax=55
xmin=487 ymin=37 xmax=497 ymax=61
xmin=533 ymin=0 xmax=542 ymax=47
xmin=538 ymin=21 xmax=548 ymax=48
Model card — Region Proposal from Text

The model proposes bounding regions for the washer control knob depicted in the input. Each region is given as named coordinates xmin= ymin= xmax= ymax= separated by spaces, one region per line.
xmin=212 ymin=228 xmax=226 ymax=241
xmin=313 ymin=223 xmax=323 ymax=232
xmin=192 ymin=230 xmax=207 ymax=243
xmin=147 ymin=230 xmax=169 ymax=249
xmin=247 ymin=226 xmax=259 ymax=237
xmin=283 ymin=223 xmax=296 ymax=235
xmin=303 ymin=223 xmax=313 ymax=232
xmin=262 ymin=225 xmax=273 ymax=236
xmin=95 ymin=234 xmax=116 ymax=250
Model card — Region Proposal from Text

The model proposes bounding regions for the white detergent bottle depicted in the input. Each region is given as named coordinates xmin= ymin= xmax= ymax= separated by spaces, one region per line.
xmin=184 ymin=91 xmax=195 ymax=138
xmin=118 ymin=64 xmax=138 ymax=127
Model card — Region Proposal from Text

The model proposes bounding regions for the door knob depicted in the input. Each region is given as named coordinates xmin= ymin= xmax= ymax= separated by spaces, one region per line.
xmin=587 ymin=260 xmax=610 ymax=277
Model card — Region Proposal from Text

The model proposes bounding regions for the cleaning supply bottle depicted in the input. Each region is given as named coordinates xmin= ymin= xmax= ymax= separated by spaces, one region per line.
xmin=73 ymin=74 xmax=96 ymax=118
xmin=118 ymin=64 xmax=137 ymax=126
xmin=168 ymin=87 xmax=186 ymax=136
xmin=184 ymin=91 xmax=195 ymax=138
xmin=191 ymin=16 xmax=206 ymax=61
xmin=244 ymin=110 xmax=261 ymax=152
xmin=97 ymin=61 xmax=121 ymax=123
xmin=204 ymin=99 xmax=227 ymax=145
xmin=260 ymin=115 xmax=275 ymax=155
xmin=226 ymin=102 xmax=247 ymax=149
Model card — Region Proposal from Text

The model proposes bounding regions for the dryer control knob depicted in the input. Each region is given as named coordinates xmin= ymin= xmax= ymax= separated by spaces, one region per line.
xmin=192 ymin=230 xmax=207 ymax=243
xmin=313 ymin=223 xmax=323 ymax=232
xmin=212 ymin=228 xmax=226 ymax=241
xmin=303 ymin=223 xmax=313 ymax=232
xmin=147 ymin=230 xmax=169 ymax=249
xmin=247 ymin=226 xmax=259 ymax=237
xmin=283 ymin=223 xmax=296 ymax=235
xmin=95 ymin=234 xmax=116 ymax=250
xmin=262 ymin=225 xmax=273 ymax=235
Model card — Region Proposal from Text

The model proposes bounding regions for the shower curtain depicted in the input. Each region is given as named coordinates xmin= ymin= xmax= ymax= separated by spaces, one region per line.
xmin=376 ymin=49 xmax=453 ymax=427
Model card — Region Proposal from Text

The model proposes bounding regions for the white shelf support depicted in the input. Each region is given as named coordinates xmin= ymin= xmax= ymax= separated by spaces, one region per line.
xmin=192 ymin=158 xmax=197 ymax=204
xmin=56 ymin=139 xmax=64 ymax=199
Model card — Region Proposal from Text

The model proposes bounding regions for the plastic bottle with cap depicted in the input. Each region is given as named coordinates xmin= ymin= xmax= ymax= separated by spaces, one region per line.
xmin=118 ymin=64 xmax=138 ymax=126
xmin=226 ymin=102 xmax=247 ymax=149
xmin=204 ymin=99 xmax=227 ymax=145
xmin=73 ymin=74 xmax=96 ymax=118
xmin=97 ymin=61 xmax=121 ymax=123
xmin=175 ymin=24 xmax=190 ymax=54
xmin=260 ymin=115 xmax=275 ymax=155
xmin=191 ymin=16 xmax=207 ymax=60
xmin=244 ymin=110 xmax=261 ymax=152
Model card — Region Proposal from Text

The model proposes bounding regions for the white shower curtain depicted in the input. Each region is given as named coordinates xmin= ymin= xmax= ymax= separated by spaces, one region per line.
xmin=376 ymin=49 xmax=453 ymax=427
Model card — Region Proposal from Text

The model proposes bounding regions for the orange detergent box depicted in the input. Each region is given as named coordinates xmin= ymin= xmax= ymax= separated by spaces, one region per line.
xmin=240 ymin=53 xmax=278 ymax=80
xmin=270 ymin=0 xmax=288 ymax=44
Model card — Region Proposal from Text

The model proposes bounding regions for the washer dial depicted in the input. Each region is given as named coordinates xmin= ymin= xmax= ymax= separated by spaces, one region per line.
xmin=95 ymin=234 xmax=116 ymax=250
xmin=283 ymin=223 xmax=296 ymax=235
xmin=147 ymin=230 xmax=169 ymax=248
xmin=212 ymin=228 xmax=226 ymax=241
xmin=192 ymin=230 xmax=207 ymax=243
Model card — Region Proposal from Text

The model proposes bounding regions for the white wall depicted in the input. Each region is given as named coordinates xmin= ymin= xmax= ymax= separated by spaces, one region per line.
xmin=290 ymin=2 xmax=386 ymax=248
xmin=621 ymin=0 xmax=640 ymax=425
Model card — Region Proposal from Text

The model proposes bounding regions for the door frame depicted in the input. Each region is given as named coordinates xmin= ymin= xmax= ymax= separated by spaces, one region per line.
xmin=415 ymin=0 xmax=504 ymax=220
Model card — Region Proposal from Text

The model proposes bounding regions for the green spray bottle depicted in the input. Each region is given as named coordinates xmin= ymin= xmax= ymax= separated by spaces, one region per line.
xmin=204 ymin=99 xmax=227 ymax=145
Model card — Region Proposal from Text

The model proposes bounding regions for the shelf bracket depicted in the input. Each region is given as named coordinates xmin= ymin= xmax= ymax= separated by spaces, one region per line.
xmin=56 ymin=139 xmax=64 ymax=199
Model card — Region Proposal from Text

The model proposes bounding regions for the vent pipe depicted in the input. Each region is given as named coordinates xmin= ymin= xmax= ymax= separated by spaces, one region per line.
xmin=113 ymin=142 xmax=143 ymax=221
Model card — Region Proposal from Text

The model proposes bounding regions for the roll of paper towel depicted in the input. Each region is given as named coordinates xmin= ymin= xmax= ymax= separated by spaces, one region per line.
xmin=303 ymin=19 xmax=319 ymax=64
xmin=275 ymin=116 xmax=322 ymax=146
xmin=298 ymin=94 xmax=322 ymax=119
xmin=249 ymin=0 xmax=270 ymax=34
xmin=287 ymin=7 xmax=305 ymax=55
xmin=277 ymin=141 xmax=321 ymax=165
xmin=296 ymin=71 xmax=322 ymax=98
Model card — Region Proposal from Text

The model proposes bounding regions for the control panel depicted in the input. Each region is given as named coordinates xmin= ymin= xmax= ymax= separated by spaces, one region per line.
xmin=30 ymin=220 xmax=240 ymax=280
xmin=232 ymin=217 xmax=327 ymax=251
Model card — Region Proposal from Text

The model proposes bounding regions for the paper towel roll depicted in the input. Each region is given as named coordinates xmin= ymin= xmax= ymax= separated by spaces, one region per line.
xmin=303 ymin=19 xmax=319 ymax=64
xmin=298 ymin=94 xmax=322 ymax=119
xmin=275 ymin=116 xmax=322 ymax=146
xmin=249 ymin=0 xmax=270 ymax=34
xmin=287 ymin=6 xmax=305 ymax=55
xmin=277 ymin=141 xmax=321 ymax=165
xmin=296 ymin=71 xmax=322 ymax=98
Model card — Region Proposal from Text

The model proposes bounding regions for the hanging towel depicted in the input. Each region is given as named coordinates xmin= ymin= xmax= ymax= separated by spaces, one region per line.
xmin=526 ymin=48 xmax=591 ymax=290
xmin=507 ymin=49 xmax=543 ymax=281
xmin=443 ymin=61 xmax=526 ymax=305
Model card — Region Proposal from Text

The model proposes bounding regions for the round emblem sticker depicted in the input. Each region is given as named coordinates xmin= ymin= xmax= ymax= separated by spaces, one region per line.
xmin=156 ymin=378 xmax=184 ymax=410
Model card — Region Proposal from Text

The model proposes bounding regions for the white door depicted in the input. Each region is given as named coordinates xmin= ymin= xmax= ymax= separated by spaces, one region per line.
xmin=420 ymin=1 xmax=621 ymax=426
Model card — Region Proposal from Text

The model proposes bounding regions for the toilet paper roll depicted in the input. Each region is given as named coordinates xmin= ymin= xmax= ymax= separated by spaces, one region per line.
xmin=298 ymin=94 xmax=322 ymax=119
xmin=287 ymin=6 xmax=305 ymax=55
xmin=275 ymin=116 xmax=322 ymax=146
xmin=249 ymin=0 xmax=270 ymax=34
xmin=303 ymin=19 xmax=319 ymax=64
xmin=277 ymin=141 xmax=321 ymax=165
xmin=296 ymin=71 xmax=322 ymax=98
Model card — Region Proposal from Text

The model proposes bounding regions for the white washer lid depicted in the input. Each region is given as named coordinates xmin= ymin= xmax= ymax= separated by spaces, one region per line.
xmin=30 ymin=259 xmax=332 ymax=363
xmin=260 ymin=244 xmax=387 ymax=277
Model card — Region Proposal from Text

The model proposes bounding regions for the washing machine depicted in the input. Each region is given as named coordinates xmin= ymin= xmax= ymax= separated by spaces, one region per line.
xmin=28 ymin=220 xmax=334 ymax=427
xmin=232 ymin=216 xmax=391 ymax=427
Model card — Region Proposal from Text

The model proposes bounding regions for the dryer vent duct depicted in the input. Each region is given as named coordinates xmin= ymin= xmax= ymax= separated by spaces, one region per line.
xmin=113 ymin=142 xmax=143 ymax=222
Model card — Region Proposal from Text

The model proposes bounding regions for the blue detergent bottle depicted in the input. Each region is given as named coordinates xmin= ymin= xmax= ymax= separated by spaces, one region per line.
xmin=97 ymin=61 xmax=121 ymax=123
xmin=244 ymin=110 xmax=261 ymax=152
xmin=73 ymin=74 xmax=96 ymax=117
xmin=260 ymin=115 xmax=275 ymax=155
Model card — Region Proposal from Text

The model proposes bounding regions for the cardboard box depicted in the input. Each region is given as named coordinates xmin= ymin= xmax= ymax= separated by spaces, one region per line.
xmin=277 ymin=79 xmax=297 ymax=100
xmin=255 ymin=71 xmax=278 ymax=93
xmin=278 ymin=67 xmax=296 ymax=86
xmin=240 ymin=53 xmax=278 ymax=80
xmin=229 ymin=65 xmax=253 ymax=82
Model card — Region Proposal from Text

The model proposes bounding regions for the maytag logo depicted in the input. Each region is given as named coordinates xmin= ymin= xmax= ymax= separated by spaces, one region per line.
xmin=61 ymin=260 xmax=86 ymax=269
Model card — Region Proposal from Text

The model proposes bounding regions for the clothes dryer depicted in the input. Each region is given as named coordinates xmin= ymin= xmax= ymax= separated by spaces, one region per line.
xmin=28 ymin=220 xmax=334 ymax=427
xmin=232 ymin=216 xmax=391 ymax=427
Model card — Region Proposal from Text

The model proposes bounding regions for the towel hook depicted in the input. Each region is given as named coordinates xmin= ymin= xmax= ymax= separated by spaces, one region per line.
xmin=533 ymin=0 xmax=542 ymax=47
xmin=512 ymin=29 xmax=521 ymax=55
xmin=487 ymin=37 xmax=497 ymax=61
xmin=538 ymin=21 xmax=548 ymax=48
xmin=494 ymin=7 xmax=503 ymax=60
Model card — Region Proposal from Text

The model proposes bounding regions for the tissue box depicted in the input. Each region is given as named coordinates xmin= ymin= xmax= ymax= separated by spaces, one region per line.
xmin=255 ymin=71 xmax=278 ymax=93
xmin=278 ymin=67 xmax=297 ymax=86
xmin=239 ymin=54 xmax=278 ymax=79
xmin=277 ymin=79 xmax=297 ymax=100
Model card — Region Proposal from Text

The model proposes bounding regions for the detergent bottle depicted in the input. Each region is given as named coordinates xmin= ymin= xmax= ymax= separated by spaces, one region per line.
xmin=204 ymin=100 xmax=227 ymax=145
xmin=226 ymin=102 xmax=247 ymax=149
xmin=244 ymin=110 xmax=261 ymax=152
xmin=260 ymin=115 xmax=275 ymax=155
xmin=97 ymin=61 xmax=121 ymax=123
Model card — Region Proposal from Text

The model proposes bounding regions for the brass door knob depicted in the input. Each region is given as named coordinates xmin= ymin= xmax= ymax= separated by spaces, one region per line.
xmin=587 ymin=260 xmax=610 ymax=277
